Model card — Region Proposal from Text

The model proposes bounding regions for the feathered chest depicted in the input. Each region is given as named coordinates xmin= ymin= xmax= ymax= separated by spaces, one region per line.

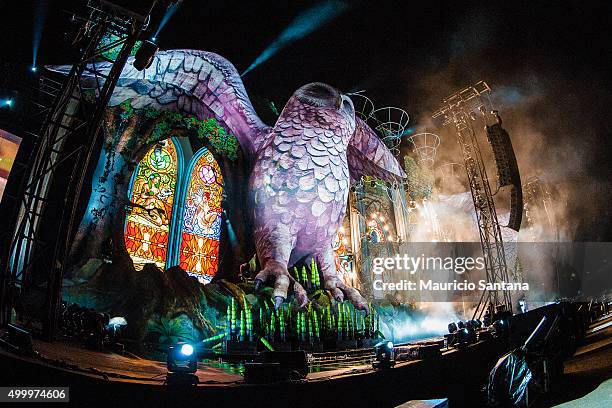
xmin=251 ymin=127 xmax=350 ymax=203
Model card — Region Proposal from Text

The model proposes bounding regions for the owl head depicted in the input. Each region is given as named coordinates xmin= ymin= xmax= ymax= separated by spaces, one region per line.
xmin=286 ymin=82 xmax=356 ymax=137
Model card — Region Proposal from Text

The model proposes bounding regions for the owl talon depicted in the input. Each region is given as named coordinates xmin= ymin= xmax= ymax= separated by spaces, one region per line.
xmin=325 ymin=280 xmax=367 ymax=310
xmin=254 ymin=279 xmax=263 ymax=291
xmin=341 ymin=286 xmax=368 ymax=311
xmin=293 ymin=282 xmax=309 ymax=309
xmin=331 ymin=287 xmax=344 ymax=302
xmin=274 ymin=296 xmax=284 ymax=310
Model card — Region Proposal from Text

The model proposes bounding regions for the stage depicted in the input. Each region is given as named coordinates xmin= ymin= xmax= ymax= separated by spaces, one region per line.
xmin=0 ymin=334 xmax=507 ymax=407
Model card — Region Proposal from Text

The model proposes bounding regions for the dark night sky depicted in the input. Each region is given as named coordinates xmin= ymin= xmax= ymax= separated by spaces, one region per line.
xmin=1 ymin=0 xmax=612 ymax=239
xmin=2 ymin=1 xmax=609 ymax=112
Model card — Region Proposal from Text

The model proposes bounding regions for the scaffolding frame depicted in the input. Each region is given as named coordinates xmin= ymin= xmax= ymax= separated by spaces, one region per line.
xmin=0 ymin=0 xmax=155 ymax=339
xmin=433 ymin=81 xmax=512 ymax=318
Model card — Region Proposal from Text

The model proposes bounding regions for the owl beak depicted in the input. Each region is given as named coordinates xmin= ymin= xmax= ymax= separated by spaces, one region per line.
xmin=337 ymin=94 xmax=354 ymax=111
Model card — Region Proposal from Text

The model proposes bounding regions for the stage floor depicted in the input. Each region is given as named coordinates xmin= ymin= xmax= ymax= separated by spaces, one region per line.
xmin=17 ymin=313 xmax=609 ymax=388
xmin=28 ymin=339 xmax=449 ymax=384
xmin=30 ymin=339 xmax=386 ymax=384
xmin=32 ymin=340 xmax=243 ymax=385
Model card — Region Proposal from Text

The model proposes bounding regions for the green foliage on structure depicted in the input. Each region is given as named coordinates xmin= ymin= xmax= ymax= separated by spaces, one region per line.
xmin=403 ymin=155 xmax=434 ymax=200
xmin=188 ymin=263 xmax=390 ymax=352
xmin=147 ymin=314 xmax=197 ymax=345
xmin=98 ymin=34 xmax=142 ymax=62
xmin=116 ymin=100 xmax=240 ymax=161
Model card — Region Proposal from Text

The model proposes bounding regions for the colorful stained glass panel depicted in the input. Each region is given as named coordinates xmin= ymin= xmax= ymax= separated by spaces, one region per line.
xmin=179 ymin=149 xmax=223 ymax=282
xmin=332 ymin=216 xmax=354 ymax=286
xmin=125 ymin=139 xmax=178 ymax=269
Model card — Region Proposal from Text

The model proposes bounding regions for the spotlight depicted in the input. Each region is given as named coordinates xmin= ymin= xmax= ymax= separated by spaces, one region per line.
xmin=372 ymin=340 xmax=395 ymax=369
xmin=471 ymin=319 xmax=483 ymax=329
xmin=492 ymin=319 xmax=509 ymax=338
xmin=151 ymin=36 xmax=157 ymax=42
xmin=180 ymin=343 xmax=194 ymax=357
xmin=31 ymin=66 xmax=37 ymax=73
xmin=456 ymin=327 xmax=469 ymax=343
xmin=167 ymin=342 xmax=198 ymax=373
xmin=133 ymin=40 xmax=159 ymax=71
xmin=3 ymin=99 xmax=13 ymax=107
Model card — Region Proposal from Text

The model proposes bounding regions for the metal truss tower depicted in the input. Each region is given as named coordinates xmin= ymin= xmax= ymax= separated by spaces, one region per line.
xmin=433 ymin=81 xmax=512 ymax=318
xmin=0 ymin=0 xmax=157 ymax=338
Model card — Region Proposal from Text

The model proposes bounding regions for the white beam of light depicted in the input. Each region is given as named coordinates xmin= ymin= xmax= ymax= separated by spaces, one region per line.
xmin=241 ymin=0 xmax=350 ymax=77
xmin=32 ymin=0 xmax=50 ymax=69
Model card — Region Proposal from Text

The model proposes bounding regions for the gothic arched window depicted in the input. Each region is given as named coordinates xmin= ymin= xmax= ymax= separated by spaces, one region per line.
xmin=177 ymin=148 xmax=223 ymax=283
xmin=125 ymin=139 xmax=180 ymax=269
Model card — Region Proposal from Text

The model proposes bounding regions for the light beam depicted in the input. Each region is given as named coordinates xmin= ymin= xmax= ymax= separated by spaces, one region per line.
xmin=241 ymin=0 xmax=350 ymax=77
xmin=32 ymin=0 xmax=50 ymax=71
xmin=153 ymin=2 xmax=181 ymax=40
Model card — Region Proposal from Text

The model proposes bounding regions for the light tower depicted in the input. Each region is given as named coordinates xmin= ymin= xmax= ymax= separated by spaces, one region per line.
xmin=433 ymin=81 xmax=513 ymax=317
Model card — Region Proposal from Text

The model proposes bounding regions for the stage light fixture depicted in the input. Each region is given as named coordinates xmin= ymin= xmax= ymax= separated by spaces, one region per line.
xmin=31 ymin=66 xmax=37 ymax=73
xmin=492 ymin=319 xmax=509 ymax=338
xmin=456 ymin=327 xmax=469 ymax=343
xmin=448 ymin=322 xmax=458 ymax=333
xmin=133 ymin=40 xmax=159 ymax=71
xmin=372 ymin=340 xmax=395 ymax=369
xmin=167 ymin=342 xmax=198 ymax=374
xmin=3 ymin=99 xmax=13 ymax=107
xmin=180 ymin=343 xmax=194 ymax=357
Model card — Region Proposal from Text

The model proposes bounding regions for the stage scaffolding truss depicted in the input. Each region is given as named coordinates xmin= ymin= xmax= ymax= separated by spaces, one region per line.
xmin=433 ymin=81 xmax=512 ymax=318
xmin=0 ymin=0 xmax=157 ymax=339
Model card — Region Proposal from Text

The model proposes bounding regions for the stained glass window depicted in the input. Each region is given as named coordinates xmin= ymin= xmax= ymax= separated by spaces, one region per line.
xmin=333 ymin=215 xmax=355 ymax=286
xmin=366 ymin=212 xmax=393 ymax=243
xmin=125 ymin=139 xmax=178 ymax=269
xmin=179 ymin=148 xmax=223 ymax=283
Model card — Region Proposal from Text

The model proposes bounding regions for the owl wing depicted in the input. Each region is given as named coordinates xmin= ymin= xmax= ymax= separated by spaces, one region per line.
xmin=348 ymin=117 xmax=407 ymax=182
xmin=49 ymin=49 xmax=270 ymax=161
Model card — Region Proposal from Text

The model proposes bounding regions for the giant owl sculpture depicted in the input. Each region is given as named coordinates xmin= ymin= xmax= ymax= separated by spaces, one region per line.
xmin=58 ymin=50 xmax=406 ymax=310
